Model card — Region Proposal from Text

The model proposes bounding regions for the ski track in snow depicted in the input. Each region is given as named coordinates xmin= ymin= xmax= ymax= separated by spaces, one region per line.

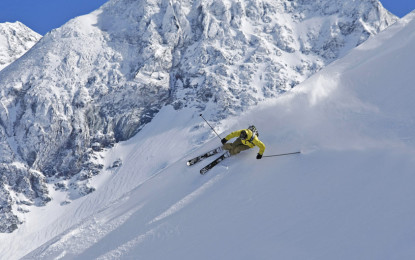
xmin=19 ymin=108 xmax=229 ymax=260
xmin=91 ymin=158 xmax=233 ymax=259
xmin=22 ymin=203 xmax=145 ymax=260
xmin=149 ymin=171 xmax=228 ymax=225
xmin=95 ymin=227 xmax=158 ymax=260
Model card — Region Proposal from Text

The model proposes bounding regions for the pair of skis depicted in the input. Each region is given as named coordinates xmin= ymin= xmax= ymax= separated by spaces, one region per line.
xmin=187 ymin=146 xmax=230 ymax=175
xmin=187 ymin=146 xmax=302 ymax=175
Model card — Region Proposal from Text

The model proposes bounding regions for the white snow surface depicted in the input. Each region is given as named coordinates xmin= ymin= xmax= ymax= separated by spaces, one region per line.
xmin=0 ymin=0 xmax=397 ymax=233
xmin=0 ymin=22 xmax=41 ymax=71
xmin=2 ymin=9 xmax=415 ymax=260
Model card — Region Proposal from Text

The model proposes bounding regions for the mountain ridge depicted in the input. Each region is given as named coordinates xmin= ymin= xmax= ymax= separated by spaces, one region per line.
xmin=0 ymin=21 xmax=41 ymax=71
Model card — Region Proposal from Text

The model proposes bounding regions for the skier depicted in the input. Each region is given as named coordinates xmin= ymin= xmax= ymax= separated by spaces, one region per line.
xmin=187 ymin=124 xmax=266 ymax=174
xmin=221 ymin=127 xmax=265 ymax=159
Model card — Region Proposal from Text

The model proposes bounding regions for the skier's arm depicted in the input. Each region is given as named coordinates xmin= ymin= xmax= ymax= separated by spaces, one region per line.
xmin=253 ymin=138 xmax=266 ymax=155
xmin=224 ymin=130 xmax=243 ymax=141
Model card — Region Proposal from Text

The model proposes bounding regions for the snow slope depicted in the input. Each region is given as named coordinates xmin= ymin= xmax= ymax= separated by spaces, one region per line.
xmin=2 ymin=9 xmax=415 ymax=260
xmin=0 ymin=0 xmax=397 ymax=233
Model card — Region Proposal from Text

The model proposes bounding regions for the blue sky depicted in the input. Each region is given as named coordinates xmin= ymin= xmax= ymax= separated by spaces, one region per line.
xmin=0 ymin=0 xmax=108 ymax=35
xmin=380 ymin=0 xmax=415 ymax=17
xmin=0 ymin=0 xmax=414 ymax=35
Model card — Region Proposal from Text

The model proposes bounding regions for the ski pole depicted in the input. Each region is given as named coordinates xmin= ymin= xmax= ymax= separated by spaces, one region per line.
xmin=199 ymin=114 xmax=222 ymax=141
xmin=263 ymin=151 xmax=301 ymax=158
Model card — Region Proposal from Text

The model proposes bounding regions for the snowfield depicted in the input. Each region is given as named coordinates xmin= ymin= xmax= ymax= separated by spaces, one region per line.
xmin=1 ymin=8 xmax=415 ymax=260
xmin=0 ymin=0 xmax=397 ymax=233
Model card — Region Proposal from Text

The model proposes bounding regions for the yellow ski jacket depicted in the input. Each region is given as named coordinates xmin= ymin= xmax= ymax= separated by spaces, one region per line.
xmin=224 ymin=129 xmax=266 ymax=155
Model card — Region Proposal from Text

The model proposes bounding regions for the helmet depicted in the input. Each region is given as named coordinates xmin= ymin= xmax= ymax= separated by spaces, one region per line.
xmin=240 ymin=130 xmax=248 ymax=140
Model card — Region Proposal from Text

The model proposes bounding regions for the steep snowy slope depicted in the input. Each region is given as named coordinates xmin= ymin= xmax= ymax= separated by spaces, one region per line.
xmin=1 ymin=10 xmax=415 ymax=260
xmin=0 ymin=22 xmax=41 ymax=71
xmin=0 ymin=0 xmax=397 ymax=232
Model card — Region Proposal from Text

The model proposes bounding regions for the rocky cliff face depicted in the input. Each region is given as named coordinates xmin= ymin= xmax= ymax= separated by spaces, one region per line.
xmin=0 ymin=0 xmax=397 ymax=232
xmin=0 ymin=22 xmax=41 ymax=71
xmin=0 ymin=21 xmax=42 ymax=232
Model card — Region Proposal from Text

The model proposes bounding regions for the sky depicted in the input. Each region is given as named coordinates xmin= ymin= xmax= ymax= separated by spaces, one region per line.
xmin=380 ymin=0 xmax=415 ymax=17
xmin=0 ymin=0 xmax=108 ymax=35
xmin=0 ymin=0 xmax=414 ymax=35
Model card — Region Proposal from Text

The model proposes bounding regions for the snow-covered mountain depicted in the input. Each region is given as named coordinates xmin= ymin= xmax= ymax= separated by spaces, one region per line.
xmin=1 ymin=8 xmax=415 ymax=260
xmin=0 ymin=0 xmax=397 ymax=233
xmin=0 ymin=22 xmax=41 ymax=71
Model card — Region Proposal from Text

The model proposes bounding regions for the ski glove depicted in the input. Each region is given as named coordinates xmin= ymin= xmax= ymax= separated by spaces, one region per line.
xmin=256 ymin=154 xmax=262 ymax=159
xmin=221 ymin=138 xmax=228 ymax=144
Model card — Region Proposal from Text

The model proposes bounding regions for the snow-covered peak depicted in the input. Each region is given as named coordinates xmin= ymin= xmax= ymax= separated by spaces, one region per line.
xmin=0 ymin=0 xmax=397 ymax=233
xmin=0 ymin=21 xmax=41 ymax=71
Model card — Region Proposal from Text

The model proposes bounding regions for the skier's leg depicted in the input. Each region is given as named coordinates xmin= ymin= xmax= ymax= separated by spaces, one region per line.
xmin=222 ymin=140 xmax=238 ymax=154
xmin=236 ymin=144 xmax=251 ymax=153
xmin=223 ymin=138 xmax=251 ymax=155
xmin=231 ymin=143 xmax=250 ymax=155
xmin=222 ymin=143 xmax=233 ymax=151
